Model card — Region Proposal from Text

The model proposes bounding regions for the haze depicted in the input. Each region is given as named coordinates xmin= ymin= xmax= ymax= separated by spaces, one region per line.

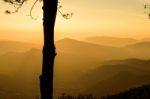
xmin=1 ymin=0 xmax=150 ymax=98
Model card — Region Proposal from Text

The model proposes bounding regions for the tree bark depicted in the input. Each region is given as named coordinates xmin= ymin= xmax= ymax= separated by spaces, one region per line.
xmin=40 ymin=0 xmax=58 ymax=99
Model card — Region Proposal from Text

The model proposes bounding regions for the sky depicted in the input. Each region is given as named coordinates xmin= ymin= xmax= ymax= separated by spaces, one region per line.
xmin=0 ymin=0 xmax=150 ymax=44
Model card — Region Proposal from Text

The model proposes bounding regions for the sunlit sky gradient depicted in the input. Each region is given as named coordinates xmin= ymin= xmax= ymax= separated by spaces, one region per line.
xmin=0 ymin=0 xmax=150 ymax=44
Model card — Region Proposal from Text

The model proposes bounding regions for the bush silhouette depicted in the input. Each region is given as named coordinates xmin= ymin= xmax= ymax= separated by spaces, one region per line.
xmin=58 ymin=93 xmax=96 ymax=99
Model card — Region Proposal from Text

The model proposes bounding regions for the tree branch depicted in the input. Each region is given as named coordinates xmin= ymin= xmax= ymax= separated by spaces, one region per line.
xmin=4 ymin=0 xmax=73 ymax=19
xmin=144 ymin=4 xmax=150 ymax=19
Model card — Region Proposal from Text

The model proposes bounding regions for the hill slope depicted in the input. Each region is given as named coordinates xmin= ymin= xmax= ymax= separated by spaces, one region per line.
xmin=0 ymin=40 xmax=41 ymax=56
xmin=0 ymin=39 xmax=150 ymax=98
xmin=78 ymin=59 xmax=150 ymax=97
xmin=85 ymin=36 xmax=137 ymax=47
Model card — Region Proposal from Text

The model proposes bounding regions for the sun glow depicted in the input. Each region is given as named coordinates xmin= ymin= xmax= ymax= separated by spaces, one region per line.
xmin=0 ymin=0 xmax=150 ymax=43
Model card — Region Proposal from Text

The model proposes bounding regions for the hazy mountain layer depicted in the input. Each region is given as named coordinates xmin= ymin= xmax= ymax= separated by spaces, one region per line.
xmin=85 ymin=36 xmax=138 ymax=47
xmin=0 ymin=40 xmax=41 ymax=56
xmin=0 ymin=38 xmax=150 ymax=98
xmin=80 ymin=59 xmax=150 ymax=97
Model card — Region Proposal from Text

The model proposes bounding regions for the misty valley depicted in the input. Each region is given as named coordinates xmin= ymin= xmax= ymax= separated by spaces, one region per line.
xmin=0 ymin=36 xmax=150 ymax=99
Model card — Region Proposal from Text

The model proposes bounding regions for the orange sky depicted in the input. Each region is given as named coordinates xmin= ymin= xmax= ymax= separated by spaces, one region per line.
xmin=0 ymin=0 xmax=150 ymax=44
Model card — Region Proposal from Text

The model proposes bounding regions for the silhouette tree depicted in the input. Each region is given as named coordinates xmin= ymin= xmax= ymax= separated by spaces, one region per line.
xmin=40 ymin=0 xmax=57 ymax=99
xmin=3 ymin=0 xmax=72 ymax=99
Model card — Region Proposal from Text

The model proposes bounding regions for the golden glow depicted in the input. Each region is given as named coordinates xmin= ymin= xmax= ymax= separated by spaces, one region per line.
xmin=0 ymin=0 xmax=150 ymax=43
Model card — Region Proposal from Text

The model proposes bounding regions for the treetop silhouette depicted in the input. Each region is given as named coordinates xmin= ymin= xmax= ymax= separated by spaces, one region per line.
xmin=4 ymin=0 xmax=73 ymax=19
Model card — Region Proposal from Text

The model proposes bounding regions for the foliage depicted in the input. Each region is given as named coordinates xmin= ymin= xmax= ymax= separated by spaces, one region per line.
xmin=58 ymin=93 xmax=97 ymax=99
xmin=3 ymin=0 xmax=27 ymax=14
xmin=102 ymin=85 xmax=150 ymax=99
xmin=3 ymin=0 xmax=73 ymax=19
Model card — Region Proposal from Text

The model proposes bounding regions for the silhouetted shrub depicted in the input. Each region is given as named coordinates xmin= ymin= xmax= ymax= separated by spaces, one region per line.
xmin=102 ymin=85 xmax=150 ymax=99
xmin=58 ymin=93 xmax=96 ymax=99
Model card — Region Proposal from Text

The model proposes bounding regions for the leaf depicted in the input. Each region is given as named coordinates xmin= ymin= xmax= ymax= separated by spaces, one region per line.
xmin=3 ymin=0 xmax=9 ymax=2
xmin=5 ymin=10 xmax=11 ymax=14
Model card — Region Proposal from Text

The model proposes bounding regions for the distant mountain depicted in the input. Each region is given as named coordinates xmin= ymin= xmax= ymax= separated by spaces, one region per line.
xmin=0 ymin=40 xmax=41 ymax=56
xmin=86 ymin=71 xmax=150 ymax=97
xmin=55 ymin=38 xmax=136 ymax=61
xmin=126 ymin=41 xmax=150 ymax=49
xmin=56 ymin=38 xmax=116 ymax=53
xmin=125 ymin=41 xmax=150 ymax=58
xmin=0 ymin=48 xmax=41 ymax=77
xmin=0 ymin=48 xmax=42 ymax=99
xmin=102 ymin=85 xmax=150 ymax=99
xmin=1 ymin=39 xmax=150 ymax=83
xmin=0 ymin=39 xmax=132 ymax=97
xmin=80 ymin=59 xmax=150 ymax=97
xmin=0 ymin=39 xmax=150 ymax=98
xmin=84 ymin=36 xmax=137 ymax=47
xmin=79 ymin=58 xmax=150 ymax=87
xmin=142 ymin=38 xmax=150 ymax=42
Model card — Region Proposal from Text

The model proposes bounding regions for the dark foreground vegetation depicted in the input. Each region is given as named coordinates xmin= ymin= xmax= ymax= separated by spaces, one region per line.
xmin=58 ymin=94 xmax=96 ymax=99
xmin=58 ymin=85 xmax=150 ymax=99
xmin=102 ymin=85 xmax=150 ymax=99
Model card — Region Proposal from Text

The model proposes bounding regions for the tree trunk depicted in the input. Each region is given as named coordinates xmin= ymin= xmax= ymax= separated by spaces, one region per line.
xmin=40 ymin=0 xmax=58 ymax=99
